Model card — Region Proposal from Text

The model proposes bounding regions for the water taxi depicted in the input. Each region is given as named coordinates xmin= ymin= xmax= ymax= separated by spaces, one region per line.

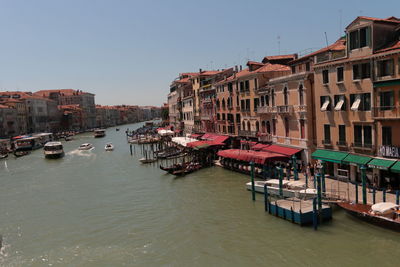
xmin=44 ymin=142 xmax=65 ymax=159
xmin=78 ymin=143 xmax=94 ymax=150
xmin=94 ymin=129 xmax=106 ymax=138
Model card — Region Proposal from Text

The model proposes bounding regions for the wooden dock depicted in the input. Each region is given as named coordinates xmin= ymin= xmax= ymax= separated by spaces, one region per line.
xmin=268 ymin=198 xmax=332 ymax=226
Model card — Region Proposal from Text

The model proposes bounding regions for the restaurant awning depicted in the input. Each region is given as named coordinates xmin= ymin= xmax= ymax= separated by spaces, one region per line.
xmin=186 ymin=140 xmax=225 ymax=149
xmin=342 ymin=154 xmax=373 ymax=166
xmin=311 ymin=149 xmax=349 ymax=163
xmin=390 ymin=161 xmax=400 ymax=173
xmin=251 ymin=143 xmax=270 ymax=151
xmin=217 ymin=149 xmax=288 ymax=164
xmin=201 ymin=133 xmax=229 ymax=143
xmin=368 ymin=158 xmax=396 ymax=170
xmin=189 ymin=133 xmax=203 ymax=139
xmin=260 ymin=144 xmax=301 ymax=156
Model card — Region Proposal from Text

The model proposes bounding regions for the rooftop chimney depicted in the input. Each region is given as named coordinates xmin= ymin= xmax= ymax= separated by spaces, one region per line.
xmin=239 ymin=65 xmax=242 ymax=71
xmin=199 ymin=68 xmax=202 ymax=73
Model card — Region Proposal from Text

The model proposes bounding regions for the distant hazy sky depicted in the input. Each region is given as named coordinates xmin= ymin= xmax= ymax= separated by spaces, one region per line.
xmin=0 ymin=0 xmax=397 ymax=106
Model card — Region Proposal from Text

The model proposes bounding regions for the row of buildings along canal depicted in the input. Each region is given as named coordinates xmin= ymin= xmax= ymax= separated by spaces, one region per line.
xmin=166 ymin=15 xmax=400 ymax=193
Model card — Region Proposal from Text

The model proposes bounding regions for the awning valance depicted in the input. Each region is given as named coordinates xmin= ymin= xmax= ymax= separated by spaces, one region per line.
xmin=260 ymin=144 xmax=301 ymax=156
xmin=217 ymin=149 xmax=287 ymax=164
xmin=201 ymin=133 xmax=229 ymax=143
xmin=312 ymin=149 xmax=349 ymax=163
xmin=390 ymin=161 xmax=400 ymax=173
xmin=342 ymin=154 xmax=372 ymax=166
xmin=368 ymin=158 xmax=396 ymax=170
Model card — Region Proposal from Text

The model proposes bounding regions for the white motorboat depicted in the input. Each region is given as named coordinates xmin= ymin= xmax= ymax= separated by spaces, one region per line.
xmin=105 ymin=143 xmax=114 ymax=151
xmin=78 ymin=143 xmax=94 ymax=150
xmin=44 ymin=142 xmax=64 ymax=159
xmin=94 ymin=129 xmax=106 ymax=138
xmin=246 ymin=179 xmax=316 ymax=198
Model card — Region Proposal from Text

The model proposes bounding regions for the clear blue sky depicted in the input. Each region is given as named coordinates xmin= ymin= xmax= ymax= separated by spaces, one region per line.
xmin=0 ymin=0 xmax=397 ymax=106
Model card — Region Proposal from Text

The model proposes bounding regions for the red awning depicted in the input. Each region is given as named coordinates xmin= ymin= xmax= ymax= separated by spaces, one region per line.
xmin=201 ymin=133 xmax=229 ymax=143
xmin=217 ymin=149 xmax=288 ymax=164
xmin=260 ymin=144 xmax=301 ymax=156
xmin=251 ymin=143 xmax=270 ymax=151
xmin=189 ymin=133 xmax=203 ymax=139
xmin=187 ymin=140 xmax=225 ymax=149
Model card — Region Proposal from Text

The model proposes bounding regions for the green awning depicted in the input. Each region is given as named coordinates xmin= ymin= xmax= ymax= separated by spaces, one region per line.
xmin=342 ymin=154 xmax=372 ymax=166
xmin=390 ymin=161 xmax=400 ymax=173
xmin=373 ymin=79 xmax=400 ymax=88
xmin=311 ymin=149 xmax=349 ymax=163
xmin=368 ymin=158 xmax=396 ymax=170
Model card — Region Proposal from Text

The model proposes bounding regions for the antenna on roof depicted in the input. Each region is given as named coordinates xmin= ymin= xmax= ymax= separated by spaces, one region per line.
xmin=339 ymin=9 xmax=343 ymax=37
xmin=277 ymin=35 xmax=281 ymax=54
xmin=324 ymin=32 xmax=329 ymax=47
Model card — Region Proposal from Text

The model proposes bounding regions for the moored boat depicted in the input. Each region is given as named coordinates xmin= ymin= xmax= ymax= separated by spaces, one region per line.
xmin=338 ymin=201 xmax=400 ymax=231
xmin=246 ymin=179 xmax=315 ymax=198
xmin=14 ymin=150 xmax=30 ymax=157
xmin=139 ymin=157 xmax=157 ymax=164
xmin=0 ymin=153 xmax=8 ymax=159
xmin=44 ymin=142 xmax=65 ymax=159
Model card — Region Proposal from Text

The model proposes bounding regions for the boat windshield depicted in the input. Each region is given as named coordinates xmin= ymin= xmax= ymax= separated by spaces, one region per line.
xmin=44 ymin=145 xmax=63 ymax=151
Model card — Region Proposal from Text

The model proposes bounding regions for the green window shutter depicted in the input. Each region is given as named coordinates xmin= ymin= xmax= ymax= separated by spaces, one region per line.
xmin=366 ymin=27 xmax=371 ymax=47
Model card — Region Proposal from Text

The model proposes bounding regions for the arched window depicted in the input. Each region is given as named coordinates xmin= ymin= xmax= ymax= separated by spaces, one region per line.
xmin=255 ymin=121 xmax=260 ymax=132
xmin=216 ymin=99 xmax=220 ymax=109
xmin=261 ymin=121 xmax=266 ymax=133
xmin=266 ymin=121 xmax=271 ymax=134
xmin=222 ymin=98 xmax=226 ymax=109
xmin=299 ymin=84 xmax=304 ymax=106
xmin=283 ymin=87 xmax=288 ymax=106
xmin=285 ymin=117 xmax=289 ymax=137
xmin=242 ymin=121 xmax=245 ymax=131
xmin=247 ymin=121 xmax=251 ymax=131
xmin=271 ymin=89 xmax=275 ymax=106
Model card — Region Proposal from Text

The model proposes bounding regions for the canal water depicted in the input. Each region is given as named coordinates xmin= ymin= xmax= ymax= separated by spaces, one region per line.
xmin=1 ymin=122 xmax=399 ymax=266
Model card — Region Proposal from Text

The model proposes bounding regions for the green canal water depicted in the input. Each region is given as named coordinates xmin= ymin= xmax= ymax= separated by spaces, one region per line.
xmin=1 ymin=122 xmax=399 ymax=266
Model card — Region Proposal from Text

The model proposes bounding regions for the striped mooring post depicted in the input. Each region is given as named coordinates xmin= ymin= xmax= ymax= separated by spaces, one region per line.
xmin=373 ymin=187 xmax=376 ymax=204
xmin=264 ymin=183 xmax=268 ymax=212
xmin=250 ymin=161 xmax=255 ymax=201
xmin=383 ymin=189 xmax=386 ymax=202
xmin=355 ymin=181 xmax=359 ymax=204
xmin=292 ymin=155 xmax=299 ymax=181
xmin=361 ymin=165 xmax=367 ymax=205
xmin=312 ymin=197 xmax=318 ymax=230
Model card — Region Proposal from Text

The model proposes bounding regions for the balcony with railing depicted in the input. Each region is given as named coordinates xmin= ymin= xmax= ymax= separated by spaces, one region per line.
xmin=258 ymin=132 xmax=272 ymax=142
xmin=277 ymin=105 xmax=293 ymax=114
xmin=238 ymin=130 xmax=258 ymax=138
xmin=256 ymin=106 xmax=277 ymax=114
xmin=294 ymin=105 xmax=307 ymax=113
xmin=372 ymin=106 xmax=399 ymax=119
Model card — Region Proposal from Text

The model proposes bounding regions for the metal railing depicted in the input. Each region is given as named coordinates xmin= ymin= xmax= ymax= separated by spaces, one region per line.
xmin=277 ymin=105 xmax=293 ymax=114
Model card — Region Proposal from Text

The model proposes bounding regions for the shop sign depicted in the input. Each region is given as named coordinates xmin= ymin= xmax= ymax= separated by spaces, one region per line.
xmin=379 ymin=145 xmax=400 ymax=158
xmin=368 ymin=164 xmax=388 ymax=170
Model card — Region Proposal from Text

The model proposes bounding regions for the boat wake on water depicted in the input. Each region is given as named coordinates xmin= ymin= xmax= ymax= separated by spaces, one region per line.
xmin=67 ymin=148 xmax=96 ymax=157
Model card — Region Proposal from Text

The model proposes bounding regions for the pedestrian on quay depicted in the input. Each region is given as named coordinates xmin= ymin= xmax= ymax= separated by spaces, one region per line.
xmin=309 ymin=162 xmax=315 ymax=179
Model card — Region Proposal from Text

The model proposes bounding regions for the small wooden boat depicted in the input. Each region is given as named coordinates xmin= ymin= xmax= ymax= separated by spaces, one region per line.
xmin=14 ymin=150 xmax=30 ymax=157
xmin=171 ymin=163 xmax=202 ymax=176
xmin=0 ymin=153 xmax=8 ymax=159
xmin=160 ymin=164 xmax=180 ymax=172
xmin=338 ymin=201 xmax=400 ymax=231
xmin=139 ymin=158 xmax=157 ymax=164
